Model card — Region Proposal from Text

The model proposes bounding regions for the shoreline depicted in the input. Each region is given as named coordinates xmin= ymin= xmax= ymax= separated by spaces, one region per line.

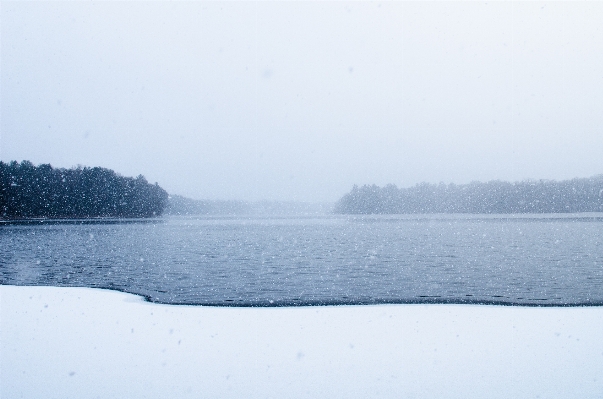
xmin=5 ymin=284 xmax=603 ymax=307
xmin=0 ymin=217 xmax=164 ymax=225
xmin=5 ymin=284 xmax=603 ymax=309
xmin=2 ymin=285 xmax=602 ymax=398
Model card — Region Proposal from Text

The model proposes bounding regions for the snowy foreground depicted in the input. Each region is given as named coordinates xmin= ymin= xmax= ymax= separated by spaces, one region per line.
xmin=2 ymin=286 xmax=603 ymax=399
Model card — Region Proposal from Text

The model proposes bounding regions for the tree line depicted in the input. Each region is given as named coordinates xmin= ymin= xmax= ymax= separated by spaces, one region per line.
xmin=334 ymin=176 xmax=603 ymax=214
xmin=0 ymin=160 xmax=169 ymax=219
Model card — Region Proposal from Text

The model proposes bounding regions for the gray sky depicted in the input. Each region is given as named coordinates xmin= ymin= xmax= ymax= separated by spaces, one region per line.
xmin=2 ymin=1 xmax=602 ymax=202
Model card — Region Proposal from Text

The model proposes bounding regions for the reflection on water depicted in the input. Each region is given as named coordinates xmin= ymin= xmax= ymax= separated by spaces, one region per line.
xmin=1 ymin=214 xmax=602 ymax=306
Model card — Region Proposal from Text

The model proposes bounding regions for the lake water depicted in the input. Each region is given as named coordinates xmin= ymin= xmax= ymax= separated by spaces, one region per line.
xmin=1 ymin=214 xmax=602 ymax=306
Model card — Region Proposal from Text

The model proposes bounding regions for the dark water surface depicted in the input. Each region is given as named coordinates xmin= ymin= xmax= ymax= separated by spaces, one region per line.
xmin=1 ymin=214 xmax=602 ymax=306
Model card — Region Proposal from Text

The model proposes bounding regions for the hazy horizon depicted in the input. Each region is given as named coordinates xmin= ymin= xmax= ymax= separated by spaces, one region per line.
xmin=2 ymin=1 xmax=602 ymax=202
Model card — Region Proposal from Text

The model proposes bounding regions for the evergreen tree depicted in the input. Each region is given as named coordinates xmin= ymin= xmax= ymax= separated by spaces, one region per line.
xmin=0 ymin=161 xmax=169 ymax=219
xmin=334 ymin=176 xmax=603 ymax=214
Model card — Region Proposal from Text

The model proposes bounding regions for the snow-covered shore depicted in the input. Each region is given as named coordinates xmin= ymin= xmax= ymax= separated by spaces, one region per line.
xmin=2 ymin=285 xmax=602 ymax=399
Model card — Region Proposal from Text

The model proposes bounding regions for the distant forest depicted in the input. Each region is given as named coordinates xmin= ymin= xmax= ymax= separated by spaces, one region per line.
xmin=166 ymin=195 xmax=332 ymax=216
xmin=334 ymin=176 xmax=603 ymax=214
xmin=0 ymin=161 xmax=168 ymax=219
xmin=166 ymin=195 xmax=251 ymax=216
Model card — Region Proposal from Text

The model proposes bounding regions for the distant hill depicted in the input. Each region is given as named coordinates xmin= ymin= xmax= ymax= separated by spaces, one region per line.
xmin=166 ymin=195 xmax=333 ymax=216
xmin=334 ymin=175 xmax=603 ymax=214
xmin=0 ymin=161 xmax=168 ymax=219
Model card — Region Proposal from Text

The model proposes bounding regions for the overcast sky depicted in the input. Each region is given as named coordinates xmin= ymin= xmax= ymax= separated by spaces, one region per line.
xmin=2 ymin=1 xmax=602 ymax=202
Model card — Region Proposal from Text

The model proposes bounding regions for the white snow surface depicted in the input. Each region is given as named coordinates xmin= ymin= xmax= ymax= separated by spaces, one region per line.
xmin=2 ymin=285 xmax=603 ymax=399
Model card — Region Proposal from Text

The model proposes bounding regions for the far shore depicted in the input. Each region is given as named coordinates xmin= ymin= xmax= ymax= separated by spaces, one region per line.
xmin=0 ymin=217 xmax=163 ymax=225
xmin=2 ymin=211 xmax=603 ymax=223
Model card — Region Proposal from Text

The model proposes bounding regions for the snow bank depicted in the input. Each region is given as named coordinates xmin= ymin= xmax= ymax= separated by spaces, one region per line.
xmin=2 ymin=285 xmax=602 ymax=399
